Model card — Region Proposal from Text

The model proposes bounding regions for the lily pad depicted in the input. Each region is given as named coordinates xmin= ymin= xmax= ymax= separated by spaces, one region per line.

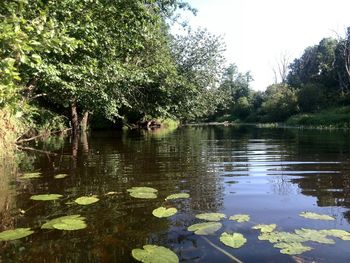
xmin=0 ymin=228 xmax=34 ymax=241
xmin=20 ymin=172 xmax=41 ymax=179
xmin=229 ymin=214 xmax=250 ymax=223
xmin=195 ymin=213 xmax=226 ymax=222
xmin=274 ymin=242 xmax=312 ymax=255
xmin=187 ymin=222 xmax=222 ymax=235
xmin=105 ymin=191 xmax=119 ymax=195
xmin=42 ymin=215 xmax=85 ymax=229
xmin=127 ymin=187 xmax=158 ymax=199
xmin=294 ymin=228 xmax=335 ymax=244
xmin=252 ymin=224 xmax=277 ymax=233
xmin=74 ymin=196 xmax=99 ymax=205
xmin=258 ymin=231 xmax=305 ymax=243
xmin=165 ymin=193 xmax=190 ymax=200
xmin=220 ymin=232 xmax=247 ymax=248
xmin=152 ymin=207 xmax=177 ymax=218
xmin=30 ymin=194 xmax=63 ymax=201
xmin=54 ymin=174 xmax=69 ymax=179
xmin=320 ymin=229 xmax=350 ymax=240
xmin=299 ymin=212 xmax=335 ymax=221
xmin=52 ymin=218 xmax=87 ymax=231
xmin=132 ymin=245 xmax=179 ymax=263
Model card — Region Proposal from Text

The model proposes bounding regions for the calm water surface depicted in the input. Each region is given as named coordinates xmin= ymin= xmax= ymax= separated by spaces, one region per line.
xmin=1 ymin=126 xmax=350 ymax=262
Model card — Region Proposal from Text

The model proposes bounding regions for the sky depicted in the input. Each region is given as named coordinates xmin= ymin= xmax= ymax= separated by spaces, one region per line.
xmin=176 ymin=0 xmax=350 ymax=90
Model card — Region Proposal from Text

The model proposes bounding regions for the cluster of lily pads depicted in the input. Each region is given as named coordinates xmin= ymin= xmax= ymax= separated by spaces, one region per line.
xmin=2 ymin=173 xmax=350 ymax=262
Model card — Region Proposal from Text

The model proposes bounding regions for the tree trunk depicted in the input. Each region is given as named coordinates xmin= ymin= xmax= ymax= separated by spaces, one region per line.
xmin=71 ymin=100 xmax=80 ymax=136
xmin=80 ymin=111 xmax=89 ymax=131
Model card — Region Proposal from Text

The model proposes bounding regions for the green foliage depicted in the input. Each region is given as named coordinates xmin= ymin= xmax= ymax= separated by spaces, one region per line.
xmin=54 ymin=174 xmax=69 ymax=179
xmin=0 ymin=228 xmax=34 ymax=241
xmin=229 ymin=214 xmax=250 ymax=223
xmin=195 ymin=213 xmax=226 ymax=221
xmin=165 ymin=193 xmax=190 ymax=200
xmin=20 ymin=172 xmax=42 ymax=179
xmin=152 ymin=207 xmax=177 ymax=218
xmin=74 ymin=196 xmax=99 ymax=205
xmin=41 ymin=215 xmax=86 ymax=230
xmin=219 ymin=232 xmax=247 ymax=249
xmin=187 ymin=222 xmax=222 ymax=235
xmin=30 ymin=194 xmax=63 ymax=201
xmin=273 ymin=242 xmax=312 ymax=255
xmin=252 ymin=224 xmax=277 ymax=233
xmin=127 ymin=187 xmax=158 ymax=199
xmin=132 ymin=245 xmax=179 ymax=263
xmin=299 ymin=212 xmax=335 ymax=220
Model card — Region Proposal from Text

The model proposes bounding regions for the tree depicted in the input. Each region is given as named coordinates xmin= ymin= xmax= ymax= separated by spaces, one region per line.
xmin=272 ymin=51 xmax=290 ymax=84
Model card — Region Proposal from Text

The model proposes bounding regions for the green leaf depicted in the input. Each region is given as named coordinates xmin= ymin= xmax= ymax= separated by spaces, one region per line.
xmin=165 ymin=193 xmax=190 ymax=200
xmin=195 ymin=213 xmax=226 ymax=222
xmin=274 ymin=242 xmax=312 ymax=255
xmin=41 ymin=215 xmax=85 ymax=229
xmin=74 ymin=196 xmax=99 ymax=205
xmin=252 ymin=224 xmax=277 ymax=233
xmin=299 ymin=212 xmax=335 ymax=220
xmin=187 ymin=222 xmax=222 ymax=235
xmin=127 ymin=187 xmax=158 ymax=199
xmin=294 ymin=228 xmax=335 ymax=244
xmin=54 ymin=174 xmax=69 ymax=179
xmin=229 ymin=214 xmax=250 ymax=223
xmin=152 ymin=207 xmax=177 ymax=218
xmin=220 ymin=232 xmax=247 ymax=248
xmin=320 ymin=229 xmax=350 ymax=241
xmin=20 ymin=172 xmax=41 ymax=179
xmin=132 ymin=245 xmax=179 ymax=263
xmin=52 ymin=219 xmax=87 ymax=231
xmin=0 ymin=228 xmax=34 ymax=241
xmin=30 ymin=194 xmax=63 ymax=201
xmin=258 ymin=231 xmax=305 ymax=243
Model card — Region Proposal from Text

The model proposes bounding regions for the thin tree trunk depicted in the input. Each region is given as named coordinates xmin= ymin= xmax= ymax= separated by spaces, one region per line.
xmin=71 ymin=100 xmax=80 ymax=136
xmin=80 ymin=111 xmax=89 ymax=131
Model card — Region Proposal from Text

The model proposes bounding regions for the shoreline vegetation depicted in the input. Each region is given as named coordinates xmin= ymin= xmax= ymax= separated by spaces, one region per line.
xmin=1 ymin=1 xmax=350 ymax=156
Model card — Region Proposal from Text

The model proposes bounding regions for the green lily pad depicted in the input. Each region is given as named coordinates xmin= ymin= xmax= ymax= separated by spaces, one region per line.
xmin=54 ymin=174 xmax=69 ymax=179
xmin=0 ymin=228 xmax=34 ymax=241
xmin=274 ymin=242 xmax=312 ymax=255
xmin=195 ymin=213 xmax=226 ymax=222
xmin=74 ymin=196 xmax=99 ymax=205
xmin=42 ymin=215 xmax=85 ymax=229
xmin=252 ymin=224 xmax=277 ymax=233
xmin=52 ymin=218 xmax=87 ymax=230
xmin=187 ymin=222 xmax=222 ymax=235
xmin=30 ymin=194 xmax=63 ymax=201
xmin=294 ymin=228 xmax=335 ymax=244
xmin=320 ymin=229 xmax=350 ymax=240
xmin=105 ymin=191 xmax=119 ymax=195
xmin=132 ymin=245 xmax=179 ymax=263
xmin=229 ymin=214 xmax=250 ymax=223
xmin=20 ymin=172 xmax=41 ymax=179
xmin=299 ymin=212 xmax=335 ymax=220
xmin=127 ymin=187 xmax=158 ymax=199
xmin=152 ymin=207 xmax=177 ymax=218
xmin=165 ymin=193 xmax=190 ymax=200
xmin=258 ymin=231 xmax=305 ymax=243
xmin=220 ymin=232 xmax=247 ymax=248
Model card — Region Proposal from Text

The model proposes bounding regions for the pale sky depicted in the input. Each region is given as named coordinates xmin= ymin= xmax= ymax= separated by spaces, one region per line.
xmin=178 ymin=0 xmax=350 ymax=90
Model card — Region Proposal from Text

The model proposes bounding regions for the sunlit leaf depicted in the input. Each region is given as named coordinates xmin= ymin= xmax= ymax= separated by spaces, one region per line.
xmin=294 ymin=229 xmax=335 ymax=244
xmin=0 ymin=228 xmax=34 ymax=241
xmin=152 ymin=207 xmax=177 ymax=218
xmin=274 ymin=242 xmax=312 ymax=255
xmin=320 ymin=229 xmax=350 ymax=241
xmin=229 ymin=214 xmax=250 ymax=223
xmin=52 ymin=219 xmax=87 ymax=230
xmin=258 ymin=231 xmax=305 ymax=243
xmin=54 ymin=174 xmax=69 ymax=179
xmin=299 ymin=212 xmax=335 ymax=221
xmin=105 ymin=191 xmax=119 ymax=195
xmin=220 ymin=232 xmax=247 ymax=248
xmin=127 ymin=187 xmax=158 ymax=199
xmin=74 ymin=196 xmax=99 ymax=205
xmin=42 ymin=215 xmax=85 ymax=229
xmin=20 ymin=172 xmax=41 ymax=179
xmin=252 ymin=224 xmax=277 ymax=233
xmin=165 ymin=193 xmax=190 ymax=200
xmin=187 ymin=222 xmax=222 ymax=235
xmin=195 ymin=213 xmax=226 ymax=222
xmin=30 ymin=194 xmax=63 ymax=201
xmin=132 ymin=245 xmax=179 ymax=263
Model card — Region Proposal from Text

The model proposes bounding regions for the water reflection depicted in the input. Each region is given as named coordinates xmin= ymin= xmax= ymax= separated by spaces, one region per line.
xmin=1 ymin=126 xmax=350 ymax=262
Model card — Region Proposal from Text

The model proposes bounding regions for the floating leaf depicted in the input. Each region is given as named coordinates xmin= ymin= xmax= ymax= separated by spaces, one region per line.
xmin=42 ymin=215 xmax=85 ymax=229
xmin=30 ymin=194 xmax=63 ymax=201
xmin=20 ymin=172 xmax=41 ymax=179
xmin=274 ymin=242 xmax=312 ymax=255
xmin=187 ymin=222 xmax=222 ymax=235
xmin=0 ymin=228 xmax=34 ymax=241
xmin=132 ymin=245 xmax=179 ymax=263
xmin=252 ymin=224 xmax=277 ymax=233
xmin=195 ymin=213 xmax=226 ymax=222
xmin=320 ymin=229 xmax=350 ymax=241
xmin=294 ymin=229 xmax=335 ymax=244
xmin=52 ymin=219 xmax=87 ymax=231
xmin=165 ymin=193 xmax=190 ymax=200
xmin=127 ymin=187 xmax=158 ymax=199
xmin=258 ymin=231 xmax=305 ymax=243
xmin=54 ymin=174 xmax=69 ymax=179
xmin=229 ymin=214 xmax=250 ymax=223
xmin=74 ymin=196 xmax=99 ymax=205
xmin=152 ymin=207 xmax=177 ymax=218
xmin=105 ymin=191 xmax=119 ymax=195
xmin=299 ymin=212 xmax=335 ymax=221
xmin=220 ymin=232 xmax=247 ymax=248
